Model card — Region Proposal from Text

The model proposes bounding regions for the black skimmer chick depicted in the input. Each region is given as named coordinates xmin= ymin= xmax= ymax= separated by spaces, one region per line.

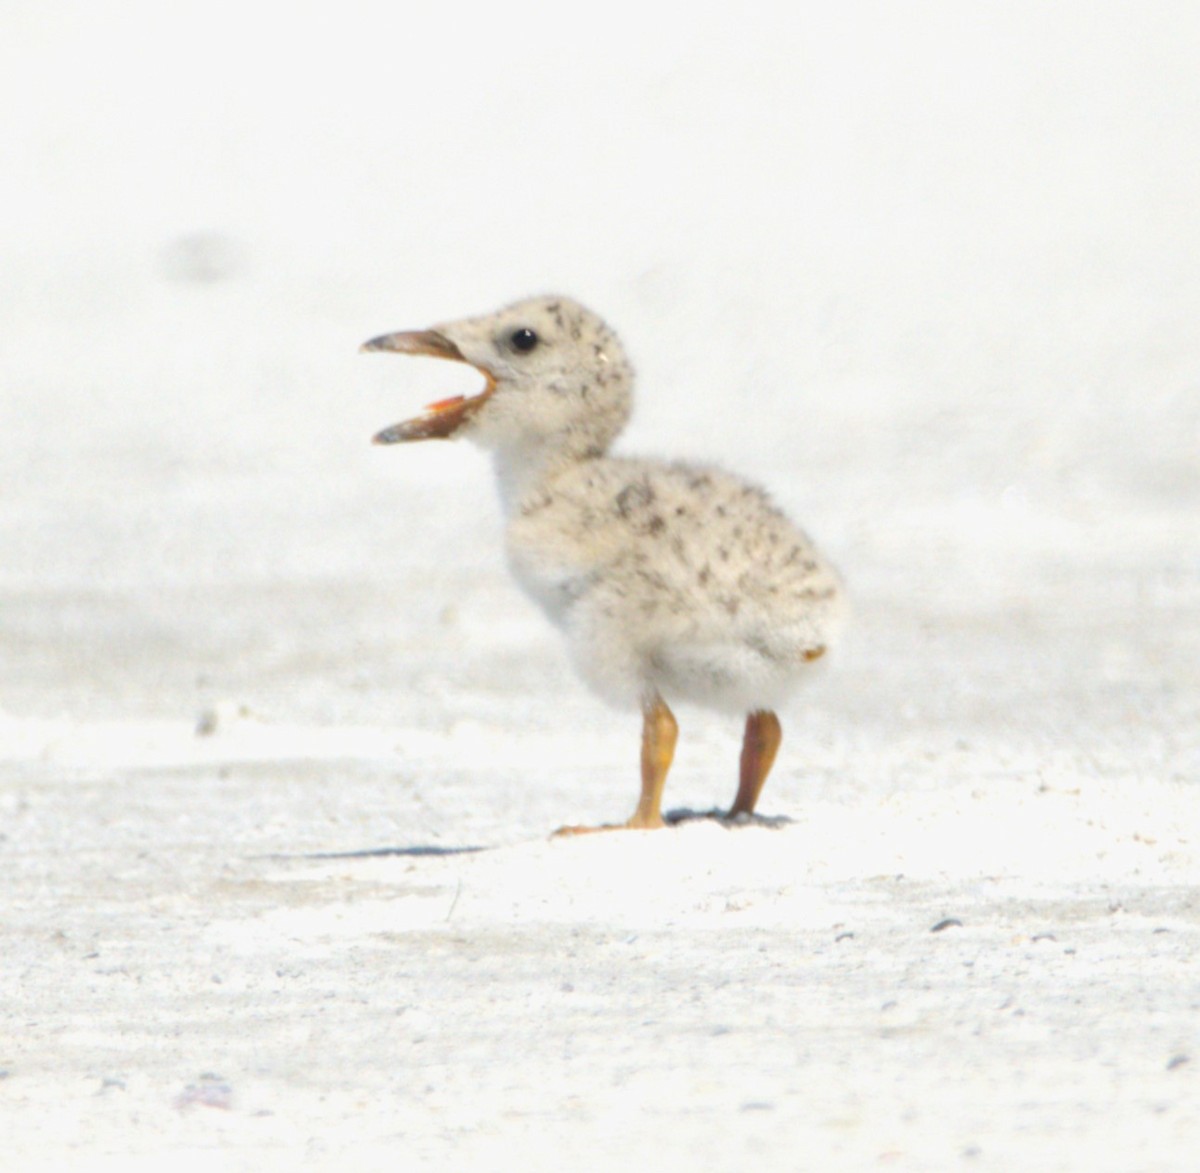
xmin=364 ymin=296 xmax=843 ymax=832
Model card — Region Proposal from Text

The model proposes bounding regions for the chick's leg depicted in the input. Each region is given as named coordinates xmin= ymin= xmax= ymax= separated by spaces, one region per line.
xmin=627 ymin=693 xmax=678 ymax=829
xmin=553 ymin=694 xmax=677 ymax=835
xmin=730 ymin=710 xmax=782 ymax=817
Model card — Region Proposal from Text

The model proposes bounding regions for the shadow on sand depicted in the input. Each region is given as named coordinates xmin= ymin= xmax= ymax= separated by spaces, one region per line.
xmin=258 ymin=844 xmax=488 ymax=861
xmin=663 ymin=808 xmax=794 ymax=829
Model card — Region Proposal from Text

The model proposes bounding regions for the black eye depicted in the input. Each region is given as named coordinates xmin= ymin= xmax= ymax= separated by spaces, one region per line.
xmin=510 ymin=327 xmax=539 ymax=353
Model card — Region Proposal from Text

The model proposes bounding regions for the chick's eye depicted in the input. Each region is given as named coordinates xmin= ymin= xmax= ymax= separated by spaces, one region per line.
xmin=510 ymin=327 xmax=539 ymax=353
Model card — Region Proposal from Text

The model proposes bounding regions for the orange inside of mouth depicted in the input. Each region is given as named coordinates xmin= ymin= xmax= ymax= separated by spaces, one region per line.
xmin=426 ymin=395 xmax=467 ymax=413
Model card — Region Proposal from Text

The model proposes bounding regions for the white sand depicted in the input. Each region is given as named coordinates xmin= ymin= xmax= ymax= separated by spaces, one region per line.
xmin=3 ymin=4 xmax=1199 ymax=1169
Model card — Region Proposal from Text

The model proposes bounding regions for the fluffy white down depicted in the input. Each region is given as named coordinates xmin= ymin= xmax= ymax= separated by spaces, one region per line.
xmin=504 ymin=456 xmax=844 ymax=712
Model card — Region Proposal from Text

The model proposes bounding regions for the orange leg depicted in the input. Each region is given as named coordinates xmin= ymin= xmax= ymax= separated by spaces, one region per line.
xmin=554 ymin=694 xmax=678 ymax=835
xmin=730 ymin=710 xmax=782 ymax=817
xmin=627 ymin=693 xmax=678 ymax=829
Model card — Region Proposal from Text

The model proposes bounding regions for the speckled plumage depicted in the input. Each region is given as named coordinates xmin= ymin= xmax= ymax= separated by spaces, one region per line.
xmin=363 ymin=295 xmax=844 ymax=829
xmin=507 ymin=456 xmax=841 ymax=712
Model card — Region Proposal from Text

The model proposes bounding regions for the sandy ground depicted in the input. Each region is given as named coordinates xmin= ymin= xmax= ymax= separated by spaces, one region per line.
xmin=3 ymin=4 xmax=1200 ymax=1170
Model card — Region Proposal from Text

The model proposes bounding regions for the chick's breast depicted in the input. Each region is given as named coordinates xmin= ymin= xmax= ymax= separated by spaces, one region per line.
xmin=505 ymin=457 xmax=842 ymax=660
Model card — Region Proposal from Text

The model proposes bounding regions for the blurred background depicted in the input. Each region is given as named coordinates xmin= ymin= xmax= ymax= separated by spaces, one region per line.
xmin=2 ymin=2 xmax=1197 ymax=778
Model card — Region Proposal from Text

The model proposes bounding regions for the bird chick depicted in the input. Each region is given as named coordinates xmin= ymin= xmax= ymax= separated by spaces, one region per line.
xmin=363 ymin=296 xmax=843 ymax=832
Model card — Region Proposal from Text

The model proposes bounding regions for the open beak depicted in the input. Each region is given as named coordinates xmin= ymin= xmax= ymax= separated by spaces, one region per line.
xmin=360 ymin=329 xmax=496 ymax=443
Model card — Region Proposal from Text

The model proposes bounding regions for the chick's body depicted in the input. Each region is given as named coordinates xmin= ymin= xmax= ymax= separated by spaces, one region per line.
xmin=506 ymin=456 xmax=840 ymax=713
xmin=364 ymin=295 xmax=843 ymax=831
